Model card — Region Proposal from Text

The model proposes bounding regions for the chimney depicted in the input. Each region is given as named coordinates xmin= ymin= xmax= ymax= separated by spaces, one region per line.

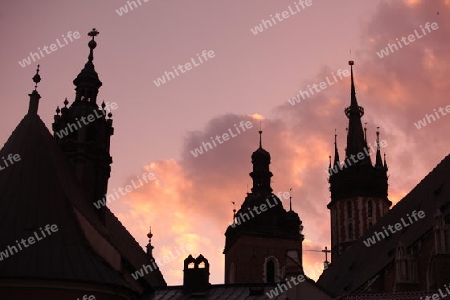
xmin=183 ymin=254 xmax=210 ymax=293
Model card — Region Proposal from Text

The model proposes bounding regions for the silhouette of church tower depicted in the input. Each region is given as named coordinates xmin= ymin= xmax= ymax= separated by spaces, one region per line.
xmin=0 ymin=29 xmax=166 ymax=298
xmin=52 ymin=28 xmax=114 ymax=222
xmin=328 ymin=61 xmax=391 ymax=261
xmin=224 ymin=130 xmax=304 ymax=284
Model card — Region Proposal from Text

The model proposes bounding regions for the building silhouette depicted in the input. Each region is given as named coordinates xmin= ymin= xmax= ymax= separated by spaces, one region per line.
xmin=318 ymin=62 xmax=450 ymax=300
xmin=1 ymin=29 xmax=449 ymax=300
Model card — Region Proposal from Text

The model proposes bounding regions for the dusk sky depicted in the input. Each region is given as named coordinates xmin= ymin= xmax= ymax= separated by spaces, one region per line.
xmin=1 ymin=0 xmax=449 ymax=285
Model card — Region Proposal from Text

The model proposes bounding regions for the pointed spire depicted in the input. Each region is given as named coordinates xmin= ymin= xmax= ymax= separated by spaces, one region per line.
xmin=333 ymin=130 xmax=340 ymax=166
xmin=289 ymin=188 xmax=293 ymax=212
xmin=375 ymin=127 xmax=383 ymax=168
xmin=384 ymin=153 xmax=388 ymax=170
xmin=28 ymin=65 xmax=42 ymax=116
xmin=349 ymin=60 xmax=357 ymax=107
xmin=344 ymin=61 xmax=369 ymax=163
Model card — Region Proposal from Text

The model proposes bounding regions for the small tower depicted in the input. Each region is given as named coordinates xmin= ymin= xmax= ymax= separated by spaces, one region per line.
xmin=328 ymin=61 xmax=391 ymax=261
xmin=52 ymin=29 xmax=114 ymax=222
xmin=224 ymin=130 xmax=304 ymax=284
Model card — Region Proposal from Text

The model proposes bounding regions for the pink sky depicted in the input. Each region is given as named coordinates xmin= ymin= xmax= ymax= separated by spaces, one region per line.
xmin=1 ymin=0 xmax=449 ymax=285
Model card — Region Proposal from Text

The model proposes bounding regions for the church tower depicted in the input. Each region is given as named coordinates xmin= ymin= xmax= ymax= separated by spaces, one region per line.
xmin=52 ymin=29 xmax=114 ymax=221
xmin=328 ymin=61 xmax=391 ymax=261
xmin=224 ymin=130 xmax=304 ymax=284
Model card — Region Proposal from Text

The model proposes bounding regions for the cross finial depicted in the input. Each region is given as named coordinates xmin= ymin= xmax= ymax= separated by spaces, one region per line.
xmin=87 ymin=28 xmax=99 ymax=62
xmin=322 ymin=246 xmax=331 ymax=265
xmin=88 ymin=28 xmax=99 ymax=39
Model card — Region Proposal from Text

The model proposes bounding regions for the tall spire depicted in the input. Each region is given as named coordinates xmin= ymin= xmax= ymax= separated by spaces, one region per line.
xmin=73 ymin=28 xmax=102 ymax=103
xmin=350 ymin=61 xmax=357 ymax=107
xmin=344 ymin=61 xmax=369 ymax=163
xmin=375 ymin=127 xmax=384 ymax=168
xmin=28 ymin=65 xmax=42 ymax=116
xmin=333 ymin=130 xmax=340 ymax=166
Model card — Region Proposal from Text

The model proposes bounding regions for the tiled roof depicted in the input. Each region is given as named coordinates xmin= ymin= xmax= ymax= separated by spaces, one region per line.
xmin=150 ymin=284 xmax=286 ymax=299
xmin=318 ymin=154 xmax=450 ymax=296
xmin=0 ymin=113 xmax=130 ymax=287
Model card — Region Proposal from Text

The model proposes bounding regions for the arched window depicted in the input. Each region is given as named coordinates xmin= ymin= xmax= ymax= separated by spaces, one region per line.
xmin=264 ymin=257 xmax=279 ymax=283
xmin=368 ymin=200 xmax=373 ymax=218
xmin=347 ymin=201 xmax=353 ymax=218
xmin=266 ymin=260 xmax=275 ymax=283
xmin=348 ymin=223 xmax=354 ymax=239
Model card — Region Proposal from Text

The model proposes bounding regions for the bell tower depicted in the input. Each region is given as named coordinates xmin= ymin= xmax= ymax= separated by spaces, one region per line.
xmin=328 ymin=61 xmax=391 ymax=261
xmin=224 ymin=130 xmax=304 ymax=284
xmin=52 ymin=29 xmax=114 ymax=221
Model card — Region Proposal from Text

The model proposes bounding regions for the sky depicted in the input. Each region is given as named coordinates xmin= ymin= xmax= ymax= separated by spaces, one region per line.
xmin=0 ymin=0 xmax=449 ymax=286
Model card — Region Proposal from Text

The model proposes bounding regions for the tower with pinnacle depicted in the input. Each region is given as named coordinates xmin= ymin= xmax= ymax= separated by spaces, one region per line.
xmin=328 ymin=61 xmax=391 ymax=261
xmin=224 ymin=130 xmax=304 ymax=284
xmin=52 ymin=29 xmax=114 ymax=221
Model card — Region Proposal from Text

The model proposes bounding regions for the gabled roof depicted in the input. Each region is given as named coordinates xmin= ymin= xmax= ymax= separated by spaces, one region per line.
xmin=0 ymin=113 xmax=129 ymax=287
xmin=0 ymin=111 xmax=165 ymax=291
xmin=318 ymin=154 xmax=450 ymax=296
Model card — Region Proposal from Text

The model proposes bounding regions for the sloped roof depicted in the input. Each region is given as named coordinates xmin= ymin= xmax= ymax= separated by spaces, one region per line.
xmin=0 ymin=112 xmax=130 ymax=288
xmin=105 ymin=209 xmax=166 ymax=288
xmin=150 ymin=284 xmax=286 ymax=299
xmin=318 ymin=154 xmax=450 ymax=296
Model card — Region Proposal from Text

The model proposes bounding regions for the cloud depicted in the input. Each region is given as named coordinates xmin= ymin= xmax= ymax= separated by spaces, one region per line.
xmin=113 ymin=0 xmax=450 ymax=285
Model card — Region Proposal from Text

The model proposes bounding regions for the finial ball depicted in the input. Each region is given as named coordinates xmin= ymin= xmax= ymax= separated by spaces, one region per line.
xmin=349 ymin=60 xmax=354 ymax=66
xmin=88 ymin=40 xmax=97 ymax=50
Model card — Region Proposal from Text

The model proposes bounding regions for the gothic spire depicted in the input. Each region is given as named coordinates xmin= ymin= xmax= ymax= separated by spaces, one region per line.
xmin=375 ymin=127 xmax=384 ymax=168
xmin=333 ymin=130 xmax=340 ymax=166
xmin=344 ymin=61 xmax=369 ymax=164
